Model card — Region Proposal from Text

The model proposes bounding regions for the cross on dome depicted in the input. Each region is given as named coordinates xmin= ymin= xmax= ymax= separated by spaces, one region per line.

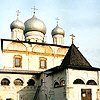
xmin=31 ymin=6 xmax=38 ymax=16
xmin=16 ymin=10 xmax=20 ymax=19
xmin=70 ymin=33 xmax=75 ymax=44
xmin=56 ymin=17 xmax=60 ymax=25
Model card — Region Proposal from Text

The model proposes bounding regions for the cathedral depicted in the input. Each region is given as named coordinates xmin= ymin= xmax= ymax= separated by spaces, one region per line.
xmin=0 ymin=9 xmax=100 ymax=100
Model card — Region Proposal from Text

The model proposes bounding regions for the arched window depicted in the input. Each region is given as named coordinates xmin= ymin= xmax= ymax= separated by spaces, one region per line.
xmin=73 ymin=79 xmax=85 ymax=84
xmin=14 ymin=78 xmax=23 ymax=86
xmin=1 ymin=78 xmax=10 ymax=85
xmin=54 ymin=82 xmax=59 ymax=88
xmin=86 ymin=80 xmax=97 ymax=85
xmin=27 ymin=79 xmax=35 ymax=86
xmin=60 ymin=79 xmax=65 ymax=86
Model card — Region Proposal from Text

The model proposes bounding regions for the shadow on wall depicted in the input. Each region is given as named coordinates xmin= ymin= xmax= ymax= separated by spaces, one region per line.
xmin=17 ymin=79 xmax=37 ymax=100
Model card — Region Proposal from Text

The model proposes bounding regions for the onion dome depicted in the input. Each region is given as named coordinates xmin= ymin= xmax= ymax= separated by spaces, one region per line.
xmin=10 ymin=19 xmax=25 ymax=31
xmin=24 ymin=15 xmax=46 ymax=34
xmin=51 ymin=25 xmax=65 ymax=36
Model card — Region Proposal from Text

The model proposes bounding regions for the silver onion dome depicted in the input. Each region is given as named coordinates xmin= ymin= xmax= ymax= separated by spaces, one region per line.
xmin=10 ymin=19 xmax=25 ymax=30
xmin=24 ymin=15 xmax=46 ymax=34
xmin=51 ymin=25 xmax=65 ymax=36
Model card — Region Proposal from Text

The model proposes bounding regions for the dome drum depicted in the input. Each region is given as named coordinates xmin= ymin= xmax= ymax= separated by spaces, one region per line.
xmin=25 ymin=31 xmax=45 ymax=42
xmin=25 ymin=31 xmax=45 ymax=38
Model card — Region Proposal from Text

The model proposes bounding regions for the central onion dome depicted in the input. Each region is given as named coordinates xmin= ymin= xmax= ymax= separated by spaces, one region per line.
xmin=10 ymin=19 xmax=25 ymax=31
xmin=51 ymin=25 xmax=65 ymax=36
xmin=24 ymin=15 xmax=46 ymax=34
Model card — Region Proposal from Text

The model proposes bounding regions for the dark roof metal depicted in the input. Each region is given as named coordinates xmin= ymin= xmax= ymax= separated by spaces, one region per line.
xmin=60 ymin=44 xmax=92 ymax=68
xmin=45 ymin=44 xmax=100 ymax=75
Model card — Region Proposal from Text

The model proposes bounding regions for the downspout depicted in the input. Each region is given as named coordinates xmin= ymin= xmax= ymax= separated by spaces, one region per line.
xmin=97 ymin=71 xmax=99 ymax=100
xmin=97 ymin=71 xmax=99 ymax=85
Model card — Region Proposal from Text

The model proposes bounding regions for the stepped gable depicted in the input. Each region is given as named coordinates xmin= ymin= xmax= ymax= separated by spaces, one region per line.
xmin=60 ymin=44 xmax=92 ymax=68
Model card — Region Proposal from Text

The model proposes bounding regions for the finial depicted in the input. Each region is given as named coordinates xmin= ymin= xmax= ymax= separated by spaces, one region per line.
xmin=56 ymin=17 xmax=60 ymax=26
xmin=31 ymin=6 xmax=38 ymax=16
xmin=70 ymin=33 xmax=75 ymax=44
xmin=16 ymin=10 xmax=20 ymax=19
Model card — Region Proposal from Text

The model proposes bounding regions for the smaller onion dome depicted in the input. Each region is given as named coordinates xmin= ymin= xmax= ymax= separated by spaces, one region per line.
xmin=51 ymin=25 xmax=65 ymax=36
xmin=10 ymin=19 xmax=25 ymax=31
xmin=24 ymin=15 xmax=46 ymax=34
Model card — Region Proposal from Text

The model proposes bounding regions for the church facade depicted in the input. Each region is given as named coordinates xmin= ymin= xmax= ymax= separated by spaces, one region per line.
xmin=0 ymin=10 xmax=100 ymax=100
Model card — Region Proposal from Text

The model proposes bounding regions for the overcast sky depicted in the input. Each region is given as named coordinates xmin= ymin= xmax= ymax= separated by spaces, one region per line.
xmin=0 ymin=0 xmax=100 ymax=67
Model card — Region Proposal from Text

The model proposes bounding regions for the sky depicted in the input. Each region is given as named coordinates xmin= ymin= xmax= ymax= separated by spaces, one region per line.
xmin=0 ymin=0 xmax=100 ymax=67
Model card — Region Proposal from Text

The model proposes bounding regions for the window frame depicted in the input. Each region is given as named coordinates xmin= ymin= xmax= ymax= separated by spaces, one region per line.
xmin=39 ymin=57 xmax=47 ymax=69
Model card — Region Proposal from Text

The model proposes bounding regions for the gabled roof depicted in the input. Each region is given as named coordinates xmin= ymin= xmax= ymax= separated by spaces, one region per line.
xmin=45 ymin=44 xmax=99 ymax=75
xmin=60 ymin=44 xmax=92 ymax=68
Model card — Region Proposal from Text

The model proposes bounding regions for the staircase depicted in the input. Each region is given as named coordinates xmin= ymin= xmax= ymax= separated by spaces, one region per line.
xmin=33 ymin=86 xmax=41 ymax=100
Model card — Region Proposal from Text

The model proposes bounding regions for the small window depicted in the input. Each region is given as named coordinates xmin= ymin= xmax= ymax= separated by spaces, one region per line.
xmin=53 ymin=37 xmax=57 ymax=44
xmin=54 ymin=82 xmax=59 ymax=88
xmin=1 ymin=78 xmax=10 ymax=85
xmin=14 ymin=78 xmax=23 ymax=86
xmin=14 ymin=55 xmax=22 ymax=68
xmin=39 ymin=57 xmax=47 ymax=69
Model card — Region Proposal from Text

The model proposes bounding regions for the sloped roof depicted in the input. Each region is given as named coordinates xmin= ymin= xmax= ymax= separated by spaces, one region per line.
xmin=45 ymin=44 xmax=100 ymax=75
xmin=60 ymin=44 xmax=92 ymax=68
xmin=0 ymin=69 xmax=41 ymax=75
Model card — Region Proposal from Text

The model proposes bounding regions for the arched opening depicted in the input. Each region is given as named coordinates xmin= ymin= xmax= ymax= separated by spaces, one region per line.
xmin=86 ymin=80 xmax=97 ymax=85
xmin=14 ymin=78 xmax=23 ymax=86
xmin=27 ymin=79 xmax=35 ymax=86
xmin=73 ymin=79 xmax=85 ymax=84
xmin=54 ymin=82 xmax=59 ymax=88
xmin=1 ymin=78 xmax=10 ymax=85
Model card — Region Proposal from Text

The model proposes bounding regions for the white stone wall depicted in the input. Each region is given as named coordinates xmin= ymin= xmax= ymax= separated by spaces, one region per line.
xmin=66 ymin=69 xmax=99 ymax=100
xmin=2 ymin=40 xmax=68 ymax=71
xmin=0 ymin=73 xmax=38 ymax=100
